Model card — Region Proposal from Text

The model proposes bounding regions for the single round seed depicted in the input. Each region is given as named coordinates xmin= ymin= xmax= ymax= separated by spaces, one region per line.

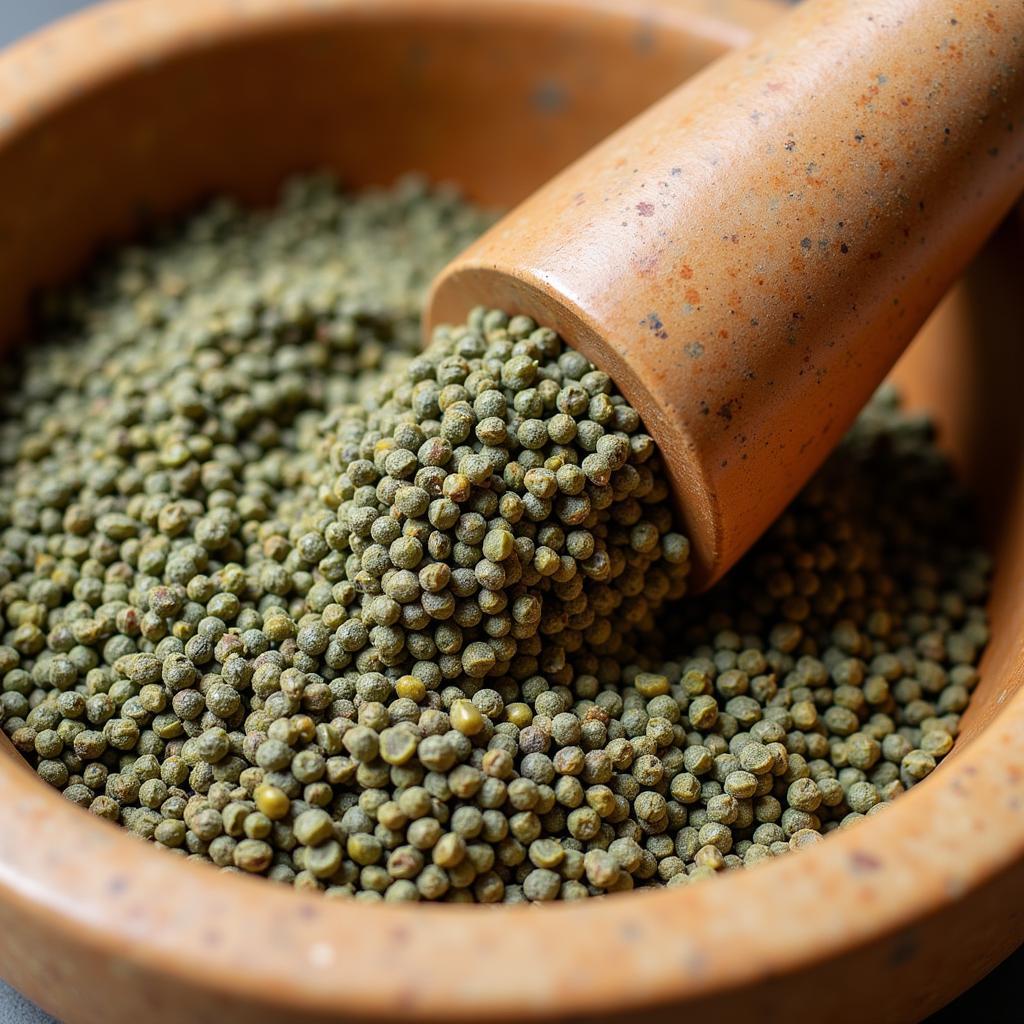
xmin=450 ymin=700 xmax=485 ymax=736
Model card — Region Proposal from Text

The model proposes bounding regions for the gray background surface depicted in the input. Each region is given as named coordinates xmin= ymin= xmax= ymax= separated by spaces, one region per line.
xmin=0 ymin=2 xmax=1016 ymax=1022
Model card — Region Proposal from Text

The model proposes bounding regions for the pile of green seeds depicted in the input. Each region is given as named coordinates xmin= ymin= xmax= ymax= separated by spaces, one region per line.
xmin=0 ymin=178 xmax=989 ymax=901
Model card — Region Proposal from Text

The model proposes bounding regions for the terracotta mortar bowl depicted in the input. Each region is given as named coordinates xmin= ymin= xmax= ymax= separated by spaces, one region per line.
xmin=0 ymin=1 xmax=1021 ymax=1022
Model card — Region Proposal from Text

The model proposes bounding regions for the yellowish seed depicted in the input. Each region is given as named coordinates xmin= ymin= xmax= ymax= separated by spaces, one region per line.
xmin=482 ymin=529 xmax=514 ymax=562
xmin=505 ymin=702 xmax=534 ymax=728
xmin=789 ymin=828 xmax=823 ymax=851
xmin=695 ymin=844 xmax=725 ymax=871
xmin=322 ymin=604 xmax=346 ymax=630
xmin=432 ymin=832 xmax=467 ymax=868
xmin=293 ymin=714 xmax=316 ymax=743
xmin=379 ymin=726 xmax=419 ymax=765
xmin=634 ymin=672 xmax=670 ymax=698
xmin=254 ymin=783 xmax=290 ymax=821
xmin=689 ymin=865 xmax=718 ymax=882
xmin=396 ymin=674 xmax=427 ymax=701
xmin=442 ymin=473 xmax=472 ymax=502
xmin=529 ymin=838 xmax=565 ymax=869
xmin=451 ymin=699 xmax=485 ymax=736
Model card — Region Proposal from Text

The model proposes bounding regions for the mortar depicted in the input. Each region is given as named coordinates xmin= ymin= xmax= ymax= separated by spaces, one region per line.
xmin=0 ymin=1 xmax=1021 ymax=1022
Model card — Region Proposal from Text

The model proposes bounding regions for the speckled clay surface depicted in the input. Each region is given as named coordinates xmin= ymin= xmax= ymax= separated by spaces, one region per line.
xmin=428 ymin=0 xmax=1024 ymax=588
xmin=0 ymin=2 xmax=1022 ymax=1023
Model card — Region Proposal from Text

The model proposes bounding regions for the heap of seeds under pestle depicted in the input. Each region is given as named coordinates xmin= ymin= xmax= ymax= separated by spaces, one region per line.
xmin=549 ymin=386 xmax=991 ymax=888
xmin=0 ymin=178 xmax=989 ymax=901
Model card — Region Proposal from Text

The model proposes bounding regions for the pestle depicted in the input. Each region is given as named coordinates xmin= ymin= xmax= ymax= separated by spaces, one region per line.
xmin=427 ymin=0 xmax=1024 ymax=589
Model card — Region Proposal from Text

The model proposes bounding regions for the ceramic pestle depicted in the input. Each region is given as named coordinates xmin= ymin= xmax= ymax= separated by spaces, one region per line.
xmin=427 ymin=0 xmax=1024 ymax=588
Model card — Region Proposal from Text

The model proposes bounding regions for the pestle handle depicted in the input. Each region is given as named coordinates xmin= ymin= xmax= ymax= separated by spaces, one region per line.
xmin=427 ymin=0 xmax=1024 ymax=589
